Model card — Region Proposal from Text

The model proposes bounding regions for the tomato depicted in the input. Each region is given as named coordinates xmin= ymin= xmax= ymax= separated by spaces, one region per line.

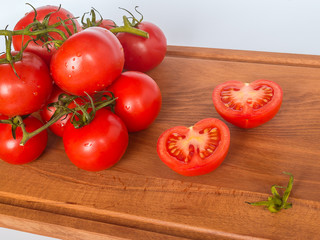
xmin=0 ymin=115 xmax=48 ymax=164
xmin=116 ymin=21 xmax=167 ymax=72
xmin=0 ymin=52 xmax=53 ymax=117
xmin=212 ymin=80 xmax=283 ymax=128
xmin=98 ymin=19 xmax=116 ymax=30
xmin=157 ymin=118 xmax=230 ymax=176
xmin=13 ymin=5 xmax=81 ymax=65
xmin=50 ymin=27 xmax=124 ymax=96
xmin=63 ymin=108 xmax=128 ymax=171
xmin=39 ymin=85 xmax=72 ymax=137
xmin=107 ymin=71 xmax=162 ymax=132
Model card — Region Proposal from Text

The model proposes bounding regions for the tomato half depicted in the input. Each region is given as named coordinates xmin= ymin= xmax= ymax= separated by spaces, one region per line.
xmin=13 ymin=5 xmax=81 ymax=65
xmin=63 ymin=108 xmax=128 ymax=171
xmin=212 ymin=79 xmax=283 ymax=128
xmin=50 ymin=27 xmax=124 ymax=95
xmin=0 ymin=52 xmax=53 ymax=117
xmin=0 ymin=115 xmax=48 ymax=164
xmin=116 ymin=21 xmax=167 ymax=72
xmin=107 ymin=71 xmax=162 ymax=132
xmin=157 ymin=118 xmax=230 ymax=176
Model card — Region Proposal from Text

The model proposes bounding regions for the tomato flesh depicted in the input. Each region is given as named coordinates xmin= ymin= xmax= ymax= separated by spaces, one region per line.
xmin=166 ymin=126 xmax=220 ymax=163
xmin=212 ymin=80 xmax=283 ymax=128
xmin=157 ymin=118 xmax=230 ymax=176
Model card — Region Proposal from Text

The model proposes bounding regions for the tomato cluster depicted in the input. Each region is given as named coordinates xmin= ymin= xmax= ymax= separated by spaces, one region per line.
xmin=0 ymin=5 xmax=165 ymax=170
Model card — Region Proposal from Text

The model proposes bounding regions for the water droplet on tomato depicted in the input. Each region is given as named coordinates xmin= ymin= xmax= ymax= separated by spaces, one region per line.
xmin=33 ymin=92 xmax=38 ymax=96
xmin=125 ymin=105 xmax=131 ymax=111
xmin=65 ymin=62 xmax=68 ymax=68
xmin=68 ymin=75 xmax=72 ymax=78
xmin=72 ymin=66 xmax=75 ymax=70
xmin=72 ymin=58 xmax=76 ymax=61
xmin=76 ymin=52 xmax=82 ymax=57
xmin=84 ymin=142 xmax=92 ymax=147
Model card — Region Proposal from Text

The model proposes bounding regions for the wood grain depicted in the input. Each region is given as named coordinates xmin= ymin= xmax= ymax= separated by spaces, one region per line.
xmin=0 ymin=46 xmax=320 ymax=239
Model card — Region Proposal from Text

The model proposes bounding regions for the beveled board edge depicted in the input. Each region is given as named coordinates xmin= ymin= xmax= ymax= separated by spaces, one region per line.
xmin=166 ymin=45 xmax=320 ymax=68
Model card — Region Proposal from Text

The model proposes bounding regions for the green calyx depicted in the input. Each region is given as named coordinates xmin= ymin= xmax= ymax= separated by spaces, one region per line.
xmin=81 ymin=7 xmax=117 ymax=29
xmin=246 ymin=172 xmax=294 ymax=213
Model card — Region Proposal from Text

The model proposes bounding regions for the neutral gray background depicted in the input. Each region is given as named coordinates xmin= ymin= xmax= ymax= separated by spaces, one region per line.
xmin=1 ymin=0 xmax=320 ymax=239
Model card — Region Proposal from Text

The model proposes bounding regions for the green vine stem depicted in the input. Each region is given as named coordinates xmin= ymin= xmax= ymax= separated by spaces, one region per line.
xmin=110 ymin=15 xmax=148 ymax=38
xmin=0 ymin=92 xmax=117 ymax=146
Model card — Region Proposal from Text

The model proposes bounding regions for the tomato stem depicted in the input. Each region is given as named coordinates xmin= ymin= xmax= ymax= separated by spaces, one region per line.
xmin=246 ymin=172 xmax=294 ymax=213
xmin=110 ymin=16 xmax=149 ymax=38
xmin=0 ymin=92 xmax=118 ymax=146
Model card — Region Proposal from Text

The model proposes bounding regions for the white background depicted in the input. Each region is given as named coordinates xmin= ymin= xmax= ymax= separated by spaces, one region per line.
xmin=1 ymin=0 xmax=320 ymax=239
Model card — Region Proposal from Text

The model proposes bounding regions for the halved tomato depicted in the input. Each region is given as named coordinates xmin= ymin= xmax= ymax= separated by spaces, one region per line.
xmin=212 ymin=79 xmax=283 ymax=128
xmin=157 ymin=118 xmax=230 ymax=176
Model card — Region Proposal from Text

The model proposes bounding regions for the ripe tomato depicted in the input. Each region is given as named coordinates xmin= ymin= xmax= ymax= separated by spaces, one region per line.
xmin=98 ymin=19 xmax=116 ymax=30
xmin=13 ymin=5 xmax=81 ymax=65
xmin=0 ymin=115 xmax=48 ymax=164
xmin=212 ymin=80 xmax=283 ymax=128
xmin=63 ymin=108 xmax=128 ymax=171
xmin=107 ymin=71 xmax=162 ymax=132
xmin=50 ymin=27 xmax=124 ymax=96
xmin=0 ymin=52 xmax=53 ymax=117
xmin=39 ymin=85 xmax=71 ymax=137
xmin=157 ymin=118 xmax=230 ymax=176
xmin=116 ymin=21 xmax=167 ymax=72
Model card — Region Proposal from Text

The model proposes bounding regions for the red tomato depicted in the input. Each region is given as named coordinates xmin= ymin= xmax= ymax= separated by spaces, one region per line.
xmin=63 ymin=108 xmax=128 ymax=171
xmin=98 ymin=19 xmax=116 ymax=30
xmin=116 ymin=21 xmax=167 ymax=72
xmin=0 ymin=115 xmax=48 ymax=164
xmin=0 ymin=52 xmax=53 ymax=117
xmin=13 ymin=5 xmax=81 ymax=65
xmin=39 ymin=85 xmax=72 ymax=137
xmin=107 ymin=71 xmax=162 ymax=132
xmin=157 ymin=118 xmax=230 ymax=176
xmin=212 ymin=80 xmax=283 ymax=128
xmin=50 ymin=27 xmax=124 ymax=95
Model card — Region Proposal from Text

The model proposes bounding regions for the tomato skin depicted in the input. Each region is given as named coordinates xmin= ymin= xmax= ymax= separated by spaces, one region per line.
xmin=98 ymin=19 xmax=116 ymax=30
xmin=117 ymin=21 xmax=167 ymax=72
xmin=63 ymin=108 xmax=128 ymax=171
xmin=107 ymin=71 xmax=162 ymax=132
xmin=39 ymin=85 xmax=72 ymax=137
xmin=157 ymin=118 xmax=230 ymax=176
xmin=13 ymin=5 xmax=81 ymax=65
xmin=0 ymin=52 xmax=53 ymax=117
xmin=50 ymin=27 xmax=124 ymax=96
xmin=212 ymin=79 xmax=283 ymax=128
xmin=0 ymin=115 xmax=48 ymax=164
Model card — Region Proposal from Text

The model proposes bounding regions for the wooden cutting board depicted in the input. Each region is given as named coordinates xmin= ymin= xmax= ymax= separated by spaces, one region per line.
xmin=0 ymin=46 xmax=319 ymax=240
